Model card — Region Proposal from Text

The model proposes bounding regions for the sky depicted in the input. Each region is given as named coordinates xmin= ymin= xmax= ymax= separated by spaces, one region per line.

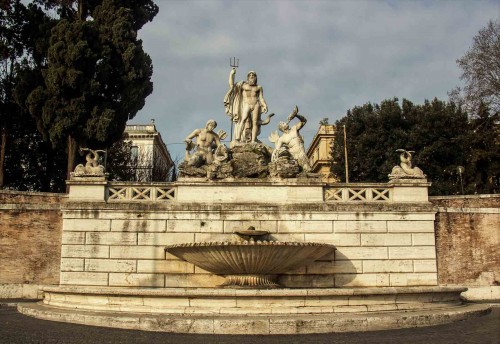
xmin=132 ymin=0 xmax=500 ymax=161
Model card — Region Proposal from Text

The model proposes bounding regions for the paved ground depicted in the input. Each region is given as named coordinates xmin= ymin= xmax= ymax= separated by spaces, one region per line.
xmin=0 ymin=303 xmax=498 ymax=344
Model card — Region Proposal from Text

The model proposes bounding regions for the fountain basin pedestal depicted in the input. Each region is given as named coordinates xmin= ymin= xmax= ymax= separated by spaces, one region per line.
xmin=165 ymin=241 xmax=336 ymax=288
xmin=220 ymin=274 xmax=279 ymax=288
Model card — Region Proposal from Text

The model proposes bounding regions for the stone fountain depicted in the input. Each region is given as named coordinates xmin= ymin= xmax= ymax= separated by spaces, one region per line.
xmin=18 ymin=63 xmax=490 ymax=334
xmin=166 ymin=227 xmax=335 ymax=288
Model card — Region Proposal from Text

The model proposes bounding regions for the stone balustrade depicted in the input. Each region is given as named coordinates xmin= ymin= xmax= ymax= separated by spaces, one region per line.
xmin=67 ymin=178 xmax=431 ymax=204
xmin=324 ymin=184 xmax=392 ymax=202
xmin=107 ymin=182 xmax=176 ymax=202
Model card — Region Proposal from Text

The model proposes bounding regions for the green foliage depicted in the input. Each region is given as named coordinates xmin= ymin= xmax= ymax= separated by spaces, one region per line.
xmin=333 ymin=98 xmax=411 ymax=183
xmin=0 ymin=1 xmax=65 ymax=190
xmin=37 ymin=0 xmax=158 ymax=30
xmin=1 ymin=0 xmax=29 ymax=131
xmin=3 ymin=111 xmax=67 ymax=192
xmin=0 ymin=0 xmax=158 ymax=191
xmin=105 ymin=134 xmax=135 ymax=181
xmin=461 ymin=106 xmax=499 ymax=194
xmin=330 ymin=98 xmax=497 ymax=195
xmin=28 ymin=0 xmax=156 ymax=150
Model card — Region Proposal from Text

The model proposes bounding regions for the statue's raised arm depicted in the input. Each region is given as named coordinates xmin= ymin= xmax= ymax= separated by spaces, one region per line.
xmin=229 ymin=67 xmax=236 ymax=88
xmin=287 ymin=106 xmax=306 ymax=131
xmin=224 ymin=67 xmax=243 ymax=134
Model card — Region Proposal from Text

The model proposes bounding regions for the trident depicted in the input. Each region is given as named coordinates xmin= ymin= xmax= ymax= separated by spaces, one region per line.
xmin=230 ymin=57 xmax=239 ymax=68
xmin=228 ymin=57 xmax=239 ymax=142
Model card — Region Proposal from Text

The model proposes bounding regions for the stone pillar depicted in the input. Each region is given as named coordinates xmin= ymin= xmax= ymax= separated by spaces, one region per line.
xmin=66 ymin=177 xmax=107 ymax=202
xmin=389 ymin=179 xmax=431 ymax=203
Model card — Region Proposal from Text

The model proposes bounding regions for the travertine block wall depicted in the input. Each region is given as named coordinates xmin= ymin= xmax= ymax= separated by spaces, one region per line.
xmin=60 ymin=200 xmax=438 ymax=288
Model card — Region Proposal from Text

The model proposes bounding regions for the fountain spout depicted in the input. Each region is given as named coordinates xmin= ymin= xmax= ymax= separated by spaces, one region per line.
xmin=234 ymin=226 xmax=270 ymax=242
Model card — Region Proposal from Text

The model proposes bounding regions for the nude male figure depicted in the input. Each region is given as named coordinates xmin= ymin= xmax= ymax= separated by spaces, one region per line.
xmin=270 ymin=106 xmax=312 ymax=172
xmin=225 ymin=68 xmax=268 ymax=143
xmin=184 ymin=120 xmax=221 ymax=167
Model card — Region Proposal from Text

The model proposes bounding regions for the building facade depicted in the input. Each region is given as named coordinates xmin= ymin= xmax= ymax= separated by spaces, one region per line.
xmin=124 ymin=122 xmax=174 ymax=182
xmin=306 ymin=124 xmax=336 ymax=182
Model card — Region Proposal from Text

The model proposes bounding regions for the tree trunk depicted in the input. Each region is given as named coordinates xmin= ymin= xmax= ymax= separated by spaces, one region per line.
xmin=0 ymin=127 xmax=7 ymax=188
xmin=40 ymin=141 xmax=53 ymax=192
xmin=66 ymin=135 xmax=77 ymax=192
xmin=78 ymin=0 xmax=87 ymax=20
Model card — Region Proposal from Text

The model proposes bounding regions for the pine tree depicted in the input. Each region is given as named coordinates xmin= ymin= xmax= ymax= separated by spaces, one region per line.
xmin=26 ymin=0 xmax=158 ymax=181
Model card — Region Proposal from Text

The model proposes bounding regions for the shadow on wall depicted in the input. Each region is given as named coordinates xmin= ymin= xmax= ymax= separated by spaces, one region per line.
xmin=277 ymin=246 xmax=357 ymax=288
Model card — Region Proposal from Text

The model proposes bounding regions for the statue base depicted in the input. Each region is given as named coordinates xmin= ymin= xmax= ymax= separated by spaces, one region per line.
xmin=180 ymin=142 xmax=316 ymax=180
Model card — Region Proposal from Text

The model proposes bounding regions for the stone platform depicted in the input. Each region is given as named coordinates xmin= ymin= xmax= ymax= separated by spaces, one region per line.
xmin=17 ymin=285 xmax=491 ymax=334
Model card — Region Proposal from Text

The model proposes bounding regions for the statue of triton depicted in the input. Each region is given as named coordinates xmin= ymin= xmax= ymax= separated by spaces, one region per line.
xmin=184 ymin=120 xmax=228 ymax=167
xmin=269 ymin=106 xmax=312 ymax=172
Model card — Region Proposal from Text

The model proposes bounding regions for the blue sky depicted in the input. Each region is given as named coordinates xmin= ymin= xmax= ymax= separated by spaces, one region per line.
xmin=132 ymin=0 xmax=499 ymax=161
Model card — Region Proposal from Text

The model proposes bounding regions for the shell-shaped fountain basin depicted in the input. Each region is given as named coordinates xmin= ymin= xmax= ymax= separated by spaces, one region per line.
xmin=165 ymin=241 xmax=335 ymax=288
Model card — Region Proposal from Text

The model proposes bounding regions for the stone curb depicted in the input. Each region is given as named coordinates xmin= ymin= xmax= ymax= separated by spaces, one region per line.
xmin=18 ymin=302 xmax=491 ymax=335
xmin=0 ymin=299 xmax=39 ymax=307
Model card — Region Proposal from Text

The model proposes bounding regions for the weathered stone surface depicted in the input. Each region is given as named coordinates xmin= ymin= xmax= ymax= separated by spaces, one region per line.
xmin=1 ymin=190 xmax=498 ymax=300
xmin=268 ymin=156 xmax=300 ymax=178
xmin=177 ymin=162 xmax=208 ymax=178
xmin=230 ymin=143 xmax=271 ymax=178
xmin=432 ymin=195 xmax=500 ymax=286
xmin=0 ymin=191 xmax=63 ymax=285
xmin=18 ymin=301 xmax=491 ymax=334
xmin=207 ymin=161 xmax=234 ymax=179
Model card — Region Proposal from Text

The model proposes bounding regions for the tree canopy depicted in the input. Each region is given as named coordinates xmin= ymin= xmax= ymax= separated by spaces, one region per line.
xmin=331 ymin=98 xmax=498 ymax=195
xmin=0 ymin=0 xmax=158 ymax=191
xmin=27 ymin=0 xmax=157 ymax=150
xmin=0 ymin=1 xmax=66 ymax=191
xmin=450 ymin=20 xmax=500 ymax=114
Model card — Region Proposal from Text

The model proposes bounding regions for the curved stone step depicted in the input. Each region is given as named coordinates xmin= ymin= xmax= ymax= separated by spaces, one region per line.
xmin=18 ymin=302 xmax=491 ymax=334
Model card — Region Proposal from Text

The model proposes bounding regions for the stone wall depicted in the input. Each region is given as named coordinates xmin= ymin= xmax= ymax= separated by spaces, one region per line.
xmin=59 ymin=181 xmax=438 ymax=288
xmin=2 ymin=186 xmax=497 ymax=298
xmin=0 ymin=191 xmax=64 ymax=297
xmin=432 ymin=195 xmax=499 ymax=287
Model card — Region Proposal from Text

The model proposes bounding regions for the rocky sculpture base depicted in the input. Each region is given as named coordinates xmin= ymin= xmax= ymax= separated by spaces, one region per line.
xmin=230 ymin=143 xmax=271 ymax=178
xmin=178 ymin=161 xmax=234 ymax=179
xmin=269 ymin=156 xmax=300 ymax=178
xmin=179 ymin=142 xmax=314 ymax=180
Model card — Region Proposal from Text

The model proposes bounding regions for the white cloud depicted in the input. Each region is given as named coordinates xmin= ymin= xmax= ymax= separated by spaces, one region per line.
xmin=133 ymin=0 xmax=499 ymax=161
